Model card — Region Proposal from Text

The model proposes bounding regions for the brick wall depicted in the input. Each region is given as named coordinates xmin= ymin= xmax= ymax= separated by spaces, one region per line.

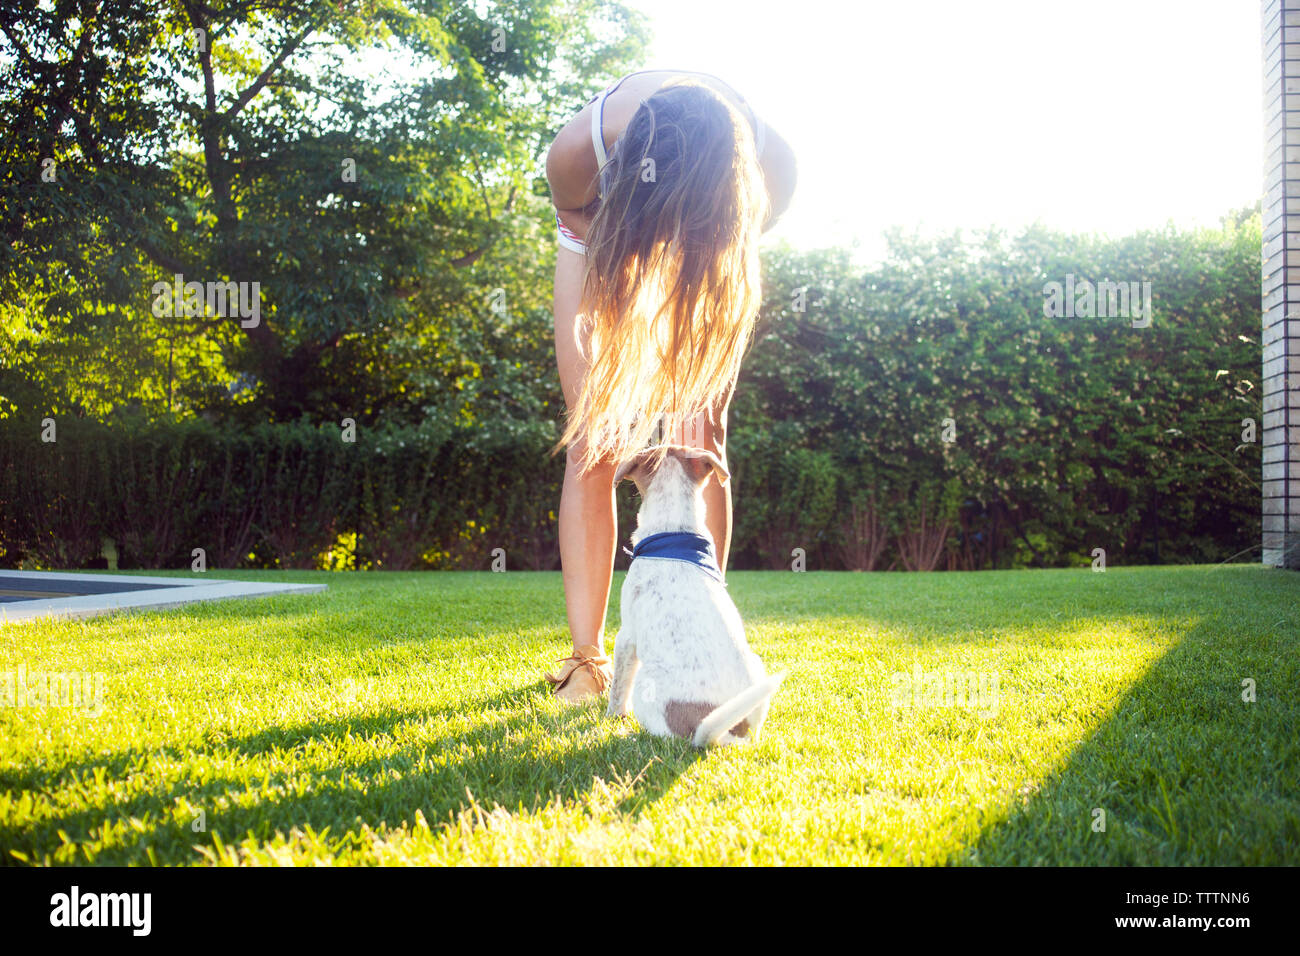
xmin=1262 ymin=0 xmax=1300 ymax=568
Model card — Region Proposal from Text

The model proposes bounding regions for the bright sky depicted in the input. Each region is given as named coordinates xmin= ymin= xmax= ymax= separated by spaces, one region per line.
xmin=624 ymin=0 xmax=1263 ymax=261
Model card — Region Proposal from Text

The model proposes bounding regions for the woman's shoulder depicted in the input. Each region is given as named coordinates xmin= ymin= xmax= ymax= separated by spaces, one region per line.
xmin=601 ymin=69 xmax=738 ymax=99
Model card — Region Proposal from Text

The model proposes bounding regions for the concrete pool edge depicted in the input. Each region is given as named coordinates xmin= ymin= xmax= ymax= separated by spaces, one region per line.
xmin=0 ymin=571 xmax=326 ymax=624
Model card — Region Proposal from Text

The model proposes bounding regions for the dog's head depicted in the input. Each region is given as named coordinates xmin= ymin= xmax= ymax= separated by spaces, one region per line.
xmin=613 ymin=444 xmax=730 ymax=498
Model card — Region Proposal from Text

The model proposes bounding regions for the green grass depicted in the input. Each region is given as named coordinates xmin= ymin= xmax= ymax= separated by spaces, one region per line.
xmin=1 ymin=565 xmax=1297 ymax=865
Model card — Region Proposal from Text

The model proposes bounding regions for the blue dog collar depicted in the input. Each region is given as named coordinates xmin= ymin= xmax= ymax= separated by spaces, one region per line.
xmin=624 ymin=531 xmax=725 ymax=585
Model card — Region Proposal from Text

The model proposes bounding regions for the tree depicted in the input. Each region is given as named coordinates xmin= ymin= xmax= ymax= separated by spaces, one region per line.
xmin=0 ymin=0 xmax=647 ymax=422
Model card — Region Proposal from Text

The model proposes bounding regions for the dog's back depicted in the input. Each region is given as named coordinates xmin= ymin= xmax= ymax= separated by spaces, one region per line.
xmin=608 ymin=448 xmax=787 ymax=746
xmin=621 ymin=560 xmax=765 ymax=740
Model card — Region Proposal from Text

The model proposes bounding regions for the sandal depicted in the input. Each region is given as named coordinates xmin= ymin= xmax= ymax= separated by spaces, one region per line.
xmin=544 ymin=649 xmax=612 ymax=703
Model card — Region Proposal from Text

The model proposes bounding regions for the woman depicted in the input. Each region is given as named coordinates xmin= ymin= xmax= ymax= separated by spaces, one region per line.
xmin=543 ymin=69 xmax=797 ymax=702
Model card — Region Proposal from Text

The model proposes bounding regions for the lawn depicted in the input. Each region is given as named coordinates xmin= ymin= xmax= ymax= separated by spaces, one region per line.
xmin=1 ymin=564 xmax=1296 ymax=866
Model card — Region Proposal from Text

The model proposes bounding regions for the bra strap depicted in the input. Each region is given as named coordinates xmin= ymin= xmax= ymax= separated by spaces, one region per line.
xmin=591 ymin=88 xmax=610 ymax=168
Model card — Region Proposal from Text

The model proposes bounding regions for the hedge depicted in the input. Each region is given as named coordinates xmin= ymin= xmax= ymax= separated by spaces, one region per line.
xmin=0 ymin=218 xmax=1264 ymax=572
xmin=0 ymin=416 xmax=575 ymax=572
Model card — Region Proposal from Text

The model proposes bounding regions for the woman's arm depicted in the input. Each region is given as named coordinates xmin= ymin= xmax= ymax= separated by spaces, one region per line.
xmin=758 ymin=123 xmax=797 ymax=232
xmin=546 ymin=108 xmax=602 ymax=240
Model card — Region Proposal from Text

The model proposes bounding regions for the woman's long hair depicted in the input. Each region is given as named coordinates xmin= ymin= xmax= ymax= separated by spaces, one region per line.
xmin=554 ymin=79 xmax=770 ymax=474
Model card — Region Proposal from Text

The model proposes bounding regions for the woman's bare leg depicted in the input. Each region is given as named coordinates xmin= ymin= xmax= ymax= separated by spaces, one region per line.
xmin=550 ymin=246 xmax=737 ymax=695
xmin=701 ymin=450 xmax=733 ymax=575
xmin=698 ymin=464 xmax=732 ymax=576
xmin=552 ymin=246 xmax=617 ymax=691
xmin=556 ymin=445 xmax=617 ymax=657
xmin=667 ymin=391 xmax=734 ymax=576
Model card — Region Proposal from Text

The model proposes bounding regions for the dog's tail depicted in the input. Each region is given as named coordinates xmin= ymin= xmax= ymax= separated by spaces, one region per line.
xmin=692 ymin=671 xmax=788 ymax=748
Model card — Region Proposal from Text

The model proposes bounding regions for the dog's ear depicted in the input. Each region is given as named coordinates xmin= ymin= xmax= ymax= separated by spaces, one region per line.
xmin=676 ymin=447 xmax=731 ymax=488
xmin=612 ymin=455 xmax=638 ymax=485
xmin=613 ymin=447 xmax=658 ymax=485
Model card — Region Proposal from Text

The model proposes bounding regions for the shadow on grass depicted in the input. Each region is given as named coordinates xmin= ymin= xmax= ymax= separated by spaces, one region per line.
xmin=948 ymin=611 xmax=1300 ymax=865
xmin=1 ymin=682 xmax=704 ymax=865
xmin=11 ymin=566 xmax=1295 ymax=864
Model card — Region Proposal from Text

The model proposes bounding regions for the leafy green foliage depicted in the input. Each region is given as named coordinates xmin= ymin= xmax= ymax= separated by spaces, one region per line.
xmin=0 ymin=414 xmax=567 ymax=570
xmin=743 ymin=215 xmax=1263 ymax=568
xmin=0 ymin=2 xmax=1265 ymax=570
xmin=0 ymin=213 xmax=1267 ymax=571
xmin=0 ymin=0 xmax=647 ymax=423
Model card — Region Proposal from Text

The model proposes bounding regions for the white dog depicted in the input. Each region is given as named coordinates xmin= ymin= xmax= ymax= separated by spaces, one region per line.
xmin=606 ymin=444 xmax=787 ymax=747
